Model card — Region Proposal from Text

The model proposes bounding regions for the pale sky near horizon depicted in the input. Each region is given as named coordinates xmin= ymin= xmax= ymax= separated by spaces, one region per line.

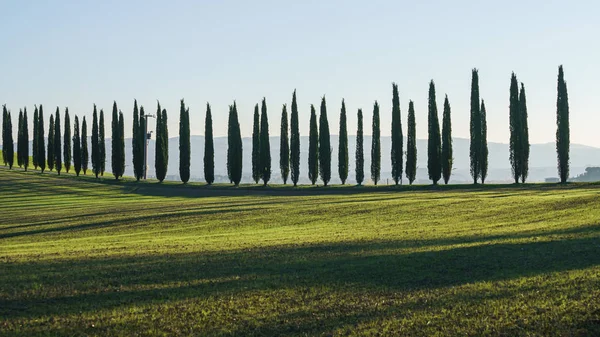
xmin=1 ymin=1 xmax=599 ymax=146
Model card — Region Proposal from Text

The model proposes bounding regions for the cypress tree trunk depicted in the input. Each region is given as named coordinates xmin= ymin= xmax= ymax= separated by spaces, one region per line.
xmin=179 ymin=99 xmax=191 ymax=183
xmin=252 ymin=104 xmax=260 ymax=184
xmin=38 ymin=105 xmax=46 ymax=173
xmin=227 ymin=102 xmax=243 ymax=186
xmin=338 ymin=99 xmax=348 ymax=185
xmin=64 ymin=108 xmax=71 ymax=173
xmin=54 ymin=107 xmax=62 ymax=175
xmin=480 ymin=100 xmax=488 ymax=184
xmin=509 ymin=73 xmax=520 ymax=184
xmin=17 ymin=110 xmax=23 ymax=168
xmin=132 ymin=100 xmax=141 ymax=180
xmin=290 ymin=90 xmax=300 ymax=186
xmin=308 ymin=104 xmax=319 ymax=185
xmin=519 ymin=83 xmax=530 ymax=183
xmin=33 ymin=106 xmax=39 ymax=169
xmin=406 ymin=101 xmax=417 ymax=185
xmin=371 ymin=101 xmax=381 ymax=185
xmin=91 ymin=105 xmax=100 ymax=178
xmin=204 ymin=103 xmax=214 ymax=185
xmin=427 ymin=81 xmax=442 ymax=185
xmin=556 ymin=65 xmax=570 ymax=183
xmin=48 ymin=114 xmax=55 ymax=172
xmin=22 ymin=108 xmax=29 ymax=171
xmin=469 ymin=69 xmax=481 ymax=184
xmin=81 ymin=117 xmax=88 ymax=175
xmin=111 ymin=102 xmax=120 ymax=180
xmin=99 ymin=109 xmax=106 ymax=176
xmin=73 ymin=115 xmax=81 ymax=176
xmin=441 ymin=96 xmax=452 ymax=184
xmin=118 ymin=111 xmax=125 ymax=179
xmin=355 ymin=108 xmax=364 ymax=185
xmin=319 ymin=97 xmax=331 ymax=186
xmin=280 ymin=104 xmax=290 ymax=184
xmin=391 ymin=83 xmax=403 ymax=185
xmin=260 ymin=98 xmax=271 ymax=186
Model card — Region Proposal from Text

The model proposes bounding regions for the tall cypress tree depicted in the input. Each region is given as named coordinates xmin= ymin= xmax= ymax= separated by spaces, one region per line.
xmin=64 ymin=108 xmax=71 ymax=173
xmin=520 ymin=83 xmax=530 ymax=183
xmin=371 ymin=101 xmax=381 ymax=185
xmin=469 ymin=69 xmax=481 ymax=184
xmin=2 ymin=105 xmax=6 ymax=166
xmin=118 ymin=111 xmax=125 ymax=179
xmin=280 ymin=104 xmax=290 ymax=184
xmin=33 ymin=106 xmax=39 ymax=169
xmin=427 ymin=81 xmax=442 ymax=185
xmin=139 ymin=109 xmax=147 ymax=179
xmin=391 ymin=83 xmax=403 ymax=185
xmin=99 ymin=108 xmax=106 ymax=176
xmin=260 ymin=98 xmax=271 ymax=185
xmin=308 ymin=104 xmax=319 ymax=185
xmin=406 ymin=101 xmax=417 ymax=185
xmin=441 ymin=95 xmax=452 ymax=184
xmin=5 ymin=110 xmax=13 ymax=169
xmin=319 ymin=97 xmax=331 ymax=186
xmin=480 ymin=100 xmax=488 ymax=184
xmin=54 ymin=107 xmax=62 ymax=175
xmin=155 ymin=102 xmax=163 ymax=181
xmin=509 ymin=73 xmax=520 ymax=183
xmin=155 ymin=103 xmax=169 ymax=182
xmin=290 ymin=90 xmax=300 ymax=186
xmin=47 ymin=114 xmax=55 ymax=171
xmin=204 ymin=103 xmax=214 ymax=184
xmin=179 ymin=99 xmax=191 ymax=183
xmin=251 ymin=104 xmax=260 ymax=183
xmin=338 ymin=99 xmax=348 ymax=184
xmin=227 ymin=102 xmax=242 ymax=186
xmin=17 ymin=110 xmax=23 ymax=168
xmin=73 ymin=115 xmax=81 ymax=176
xmin=556 ymin=65 xmax=570 ymax=183
xmin=356 ymin=108 xmax=364 ymax=185
xmin=38 ymin=105 xmax=46 ymax=173
xmin=22 ymin=108 xmax=29 ymax=171
xmin=91 ymin=105 xmax=100 ymax=178
xmin=132 ymin=100 xmax=141 ymax=180
xmin=111 ymin=102 xmax=120 ymax=179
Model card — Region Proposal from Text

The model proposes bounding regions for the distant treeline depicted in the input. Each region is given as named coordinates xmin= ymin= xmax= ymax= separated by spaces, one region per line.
xmin=1 ymin=66 xmax=571 ymax=186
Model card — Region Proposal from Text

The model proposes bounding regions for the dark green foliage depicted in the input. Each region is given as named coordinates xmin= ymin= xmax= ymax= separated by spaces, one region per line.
xmin=556 ymin=65 xmax=570 ymax=183
xmin=179 ymin=99 xmax=191 ymax=183
xmin=252 ymin=104 xmax=260 ymax=184
xmin=260 ymin=98 xmax=271 ymax=186
xmin=227 ymin=102 xmax=243 ymax=186
xmin=21 ymin=108 xmax=29 ymax=171
xmin=427 ymin=81 xmax=442 ymax=185
xmin=280 ymin=104 xmax=289 ymax=184
xmin=33 ymin=106 xmax=39 ymax=169
xmin=204 ymin=103 xmax=214 ymax=185
xmin=338 ymin=99 xmax=348 ymax=185
xmin=73 ymin=115 xmax=81 ymax=176
xmin=118 ymin=111 xmax=125 ymax=179
xmin=48 ymin=114 xmax=55 ymax=172
xmin=91 ymin=105 xmax=100 ymax=178
xmin=290 ymin=90 xmax=300 ymax=186
xmin=441 ymin=95 xmax=453 ymax=184
xmin=406 ymin=101 xmax=417 ymax=185
xmin=319 ymin=97 xmax=331 ymax=186
xmin=99 ymin=109 xmax=106 ymax=176
xmin=54 ymin=107 xmax=62 ymax=175
xmin=469 ymin=69 xmax=481 ymax=184
xmin=111 ymin=102 xmax=121 ymax=179
xmin=2 ymin=105 xmax=6 ymax=166
xmin=64 ymin=108 xmax=71 ymax=173
xmin=6 ymin=110 xmax=13 ymax=169
xmin=308 ymin=105 xmax=319 ymax=185
xmin=155 ymin=103 xmax=169 ymax=183
xmin=520 ymin=84 xmax=530 ymax=183
xmin=17 ymin=110 xmax=23 ymax=168
xmin=38 ymin=105 xmax=46 ymax=173
xmin=132 ymin=100 xmax=142 ymax=181
xmin=355 ymin=108 xmax=364 ymax=185
xmin=391 ymin=83 xmax=403 ymax=185
xmin=371 ymin=101 xmax=381 ymax=185
xmin=509 ymin=73 xmax=520 ymax=184
xmin=81 ymin=117 xmax=88 ymax=175
xmin=480 ymin=100 xmax=488 ymax=184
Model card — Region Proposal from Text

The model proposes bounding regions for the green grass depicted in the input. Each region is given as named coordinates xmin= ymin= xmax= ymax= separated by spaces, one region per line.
xmin=1 ymin=167 xmax=599 ymax=336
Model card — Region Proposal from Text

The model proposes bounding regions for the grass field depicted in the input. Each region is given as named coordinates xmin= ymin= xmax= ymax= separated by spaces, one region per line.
xmin=1 ymin=167 xmax=599 ymax=336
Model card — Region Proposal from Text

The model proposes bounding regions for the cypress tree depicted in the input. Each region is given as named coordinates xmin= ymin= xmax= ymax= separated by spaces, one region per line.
xmin=22 ymin=108 xmax=29 ymax=171
xmin=371 ymin=101 xmax=381 ymax=185
xmin=118 ymin=111 xmax=125 ymax=179
xmin=308 ymin=104 xmax=319 ymax=185
xmin=469 ymin=69 xmax=481 ymax=184
xmin=356 ymin=108 xmax=364 ymax=185
xmin=2 ymin=105 xmax=6 ymax=166
xmin=155 ymin=103 xmax=169 ymax=182
xmin=5 ymin=111 xmax=13 ymax=169
xmin=427 ymin=81 xmax=442 ymax=185
xmin=226 ymin=104 xmax=232 ymax=183
xmin=520 ymin=83 xmax=530 ymax=183
xmin=38 ymin=105 xmax=46 ymax=173
xmin=64 ymin=108 xmax=71 ymax=173
xmin=319 ymin=97 xmax=331 ymax=186
xmin=179 ymin=99 xmax=191 ymax=183
xmin=260 ymin=98 xmax=271 ymax=185
xmin=33 ymin=106 xmax=39 ymax=169
xmin=132 ymin=100 xmax=141 ymax=180
xmin=99 ymin=108 xmax=106 ymax=176
xmin=139 ymin=107 xmax=147 ymax=179
xmin=406 ymin=101 xmax=417 ymax=185
xmin=280 ymin=104 xmax=290 ymax=184
xmin=391 ymin=83 xmax=403 ymax=185
xmin=480 ymin=100 xmax=488 ymax=184
xmin=47 ymin=114 xmax=55 ymax=171
xmin=91 ymin=105 xmax=100 ymax=177
xmin=251 ymin=104 xmax=260 ymax=183
xmin=17 ymin=110 xmax=23 ymax=168
xmin=73 ymin=115 xmax=81 ymax=176
xmin=204 ymin=103 xmax=214 ymax=184
xmin=290 ymin=90 xmax=300 ymax=186
xmin=441 ymin=95 xmax=452 ymax=184
xmin=227 ymin=102 xmax=242 ymax=186
xmin=54 ymin=107 xmax=62 ymax=175
xmin=556 ymin=65 xmax=570 ymax=183
xmin=81 ymin=117 xmax=88 ymax=175
xmin=338 ymin=99 xmax=348 ymax=184
xmin=509 ymin=73 xmax=520 ymax=183
xmin=112 ymin=102 xmax=120 ymax=179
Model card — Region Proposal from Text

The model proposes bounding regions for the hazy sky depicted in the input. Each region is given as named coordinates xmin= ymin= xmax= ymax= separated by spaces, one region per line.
xmin=1 ymin=1 xmax=599 ymax=146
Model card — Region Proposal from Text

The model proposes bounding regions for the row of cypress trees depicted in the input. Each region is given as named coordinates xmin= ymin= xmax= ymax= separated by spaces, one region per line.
xmin=509 ymin=73 xmax=530 ymax=183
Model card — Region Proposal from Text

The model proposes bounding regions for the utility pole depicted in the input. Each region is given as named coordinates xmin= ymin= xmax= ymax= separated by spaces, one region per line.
xmin=142 ymin=113 xmax=155 ymax=179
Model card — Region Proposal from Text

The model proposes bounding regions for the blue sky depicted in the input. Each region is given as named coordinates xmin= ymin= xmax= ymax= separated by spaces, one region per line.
xmin=1 ymin=0 xmax=599 ymax=146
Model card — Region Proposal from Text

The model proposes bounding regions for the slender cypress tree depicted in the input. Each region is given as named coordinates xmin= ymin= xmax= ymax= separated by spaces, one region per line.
xmin=155 ymin=103 xmax=169 ymax=182
xmin=509 ymin=73 xmax=520 ymax=183
xmin=5 ymin=111 xmax=13 ymax=169
xmin=406 ymin=101 xmax=417 ymax=185
xmin=111 ymin=103 xmax=120 ymax=179
xmin=427 ymin=81 xmax=442 ymax=185
xmin=251 ymin=104 xmax=260 ymax=183
xmin=469 ymin=69 xmax=481 ymax=184
xmin=260 ymin=98 xmax=271 ymax=185
xmin=38 ymin=105 xmax=46 ymax=173
xmin=2 ymin=105 xmax=6 ymax=166
xmin=290 ymin=90 xmax=300 ymax=186
xmin=22 ymin=108 xmax=29 ymax=171
xmin=391 ymin=83 xmax=403 ymax=185
xmin=227 ymin=102 xmax=243 ymax=186
xmin=54 ymin=107 xmax=62 ymax=175
xmin=356 ymin=108 xmax=364 ymax=185
xmin=371 ymin=101 xmax=381 ymax=185
xmin=520 ymin=83 xmax=530 ymax=183
xmin=91 ymin=105 xmax=100 ymax=178
xmin=441 ymin=95 xmax=452 ymax=184
xmin=118 ymin=111 xmax=125 ymax=179
xmin=139 ymin=108 xmax=146 ymax=179
xmin=33 ymin=106 xmax=39 ymax=169
xmin=73 ymin=115 xmax=81 ymax=176
xmin=48 ymin=114 xmax=55 ymax=171
xmin=556 ymin=65 xmax=570 ymax=183
xmin=155 ymin=102 xmax=163 ymax=181
xmin=338 ymin=99 xmax=348 ymax=184
xmin=17 ymin=110 xmax=23 ymax=168
xmin=179 ymin=99 xmax=191 ymax=183
xmin=132 ymin=100 xmax=141 ymax=180
xmin=227 ymin=105 xmax=232 ymax=183
xmin=99 ymin=108 xmax=106 ymax=176
xmin=319 ymin=97 xmax=331 ymax=186
xmin=81 ymin=117 xmax=88 ymax=175
xmin=204 ymin=103 xmax=214 ymax=184
xmin=280 ymin=104 xmax=290 ymax=184
xmin=64 ymin=108 xmax=71 ymax=173
xmin=308 ymin=104 xmax=319 ymax=185
xmin=480 ymin=100 xmax=488 ymax=184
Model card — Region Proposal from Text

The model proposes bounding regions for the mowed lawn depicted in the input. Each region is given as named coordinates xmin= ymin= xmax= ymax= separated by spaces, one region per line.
xmin=1 ymin=169 xmax=599 ymax=336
